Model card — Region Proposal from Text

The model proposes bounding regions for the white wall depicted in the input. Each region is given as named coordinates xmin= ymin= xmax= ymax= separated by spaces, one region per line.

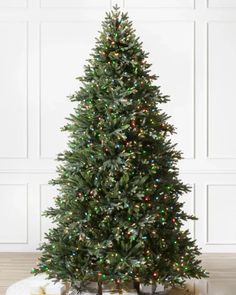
xmin=0 ymin=0 xmax=236 ymax=252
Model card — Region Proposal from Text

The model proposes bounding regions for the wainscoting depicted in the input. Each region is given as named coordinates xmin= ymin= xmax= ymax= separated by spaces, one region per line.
xmin=0 ymin=0 xmax=236 ymax=253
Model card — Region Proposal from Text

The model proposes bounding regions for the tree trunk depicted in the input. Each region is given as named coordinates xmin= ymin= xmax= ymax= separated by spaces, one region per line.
xmin=97 ymin=281 xmax=103 ymax=295
xmin=152 ymin=283 xmax=156 ymax=294
xmin=133 ymin=281 xmax=140 ymax=294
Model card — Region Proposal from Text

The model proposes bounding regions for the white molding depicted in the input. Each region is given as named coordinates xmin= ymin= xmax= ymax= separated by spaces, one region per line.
xmin=208 ymin=0 xmax=236 ymax=8
xmin=183 ymin=183 xmax=196 ymax=240
xmin=40 ymin=0 xmax=110 ymax=9
xmin=3 ymin=169 xmax=236 ymax=174
xmin=39 ymin=183 xmax=56 ymax=243
xmin=0 ymin=169 xmax=56 ymax=174
xmin=192 ymin=20 xmax=196 ymax=159
xmin=0 ymin=0 xmax=28 ymax=8
xmin=39 ymin=184 xmax=45 ymax=242
xmin=183 ymin=170 xmax=236 ymax=175
xmin=192 ymin=183 xmax=196 ymax=240
xmin=206 ymin=21 xmax=210 ymax=159
xmin=124 ymin=0 xmax=195 ymax=9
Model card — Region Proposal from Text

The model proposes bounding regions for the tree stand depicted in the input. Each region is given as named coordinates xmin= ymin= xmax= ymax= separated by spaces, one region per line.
xmin=133 ymin=281 xmax=140 ymax=294
xmin=97 ymin=281 xmax=103 ymax=295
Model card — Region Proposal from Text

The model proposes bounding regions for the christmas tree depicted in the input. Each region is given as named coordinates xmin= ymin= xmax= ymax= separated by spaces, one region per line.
xmin=33 ymin=6 xmax=208 ymax=294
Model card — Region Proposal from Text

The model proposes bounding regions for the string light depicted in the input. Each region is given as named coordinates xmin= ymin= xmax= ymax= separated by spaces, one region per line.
xmin=153 ymin=272 xmax=158 ymax=277
xmin=144 ymin=195 xmax=150 ymax=201
xmin=130 ymin=119 xmax=136 ymax=128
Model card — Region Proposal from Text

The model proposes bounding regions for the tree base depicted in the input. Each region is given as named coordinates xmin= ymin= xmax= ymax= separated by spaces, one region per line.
xmin=68 ymin=287 xmax=168 ymax=295
xmin=68 ymin=282 xmax=168 ymax=295
xmin=140 ymin=283 xmax=168 ymax=295
xmin=67 ymin=291 xmax=168 ymax=295
xmin=141 ymin=292 xmax=168 ymax=295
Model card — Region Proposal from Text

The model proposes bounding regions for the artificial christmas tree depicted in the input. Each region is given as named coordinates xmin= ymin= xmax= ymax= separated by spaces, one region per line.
xmin=33 ymin=6 xmax=208 ymax=294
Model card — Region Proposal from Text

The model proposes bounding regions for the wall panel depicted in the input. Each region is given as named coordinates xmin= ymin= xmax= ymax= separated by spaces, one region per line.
xmin=0 ymin=23 xmax=28 ymax=158
xmin=207 ymin=22 xmax=236 ymax=158
xmin=207 ymin=185 xmax=236 ymax=244
xmin=134 ymin=21 xmax=195 ymax=159
xmin=40 ymin=21 xmax=99 ymax=158
xmin=0 ymin=184 xmax=28 ymax=244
